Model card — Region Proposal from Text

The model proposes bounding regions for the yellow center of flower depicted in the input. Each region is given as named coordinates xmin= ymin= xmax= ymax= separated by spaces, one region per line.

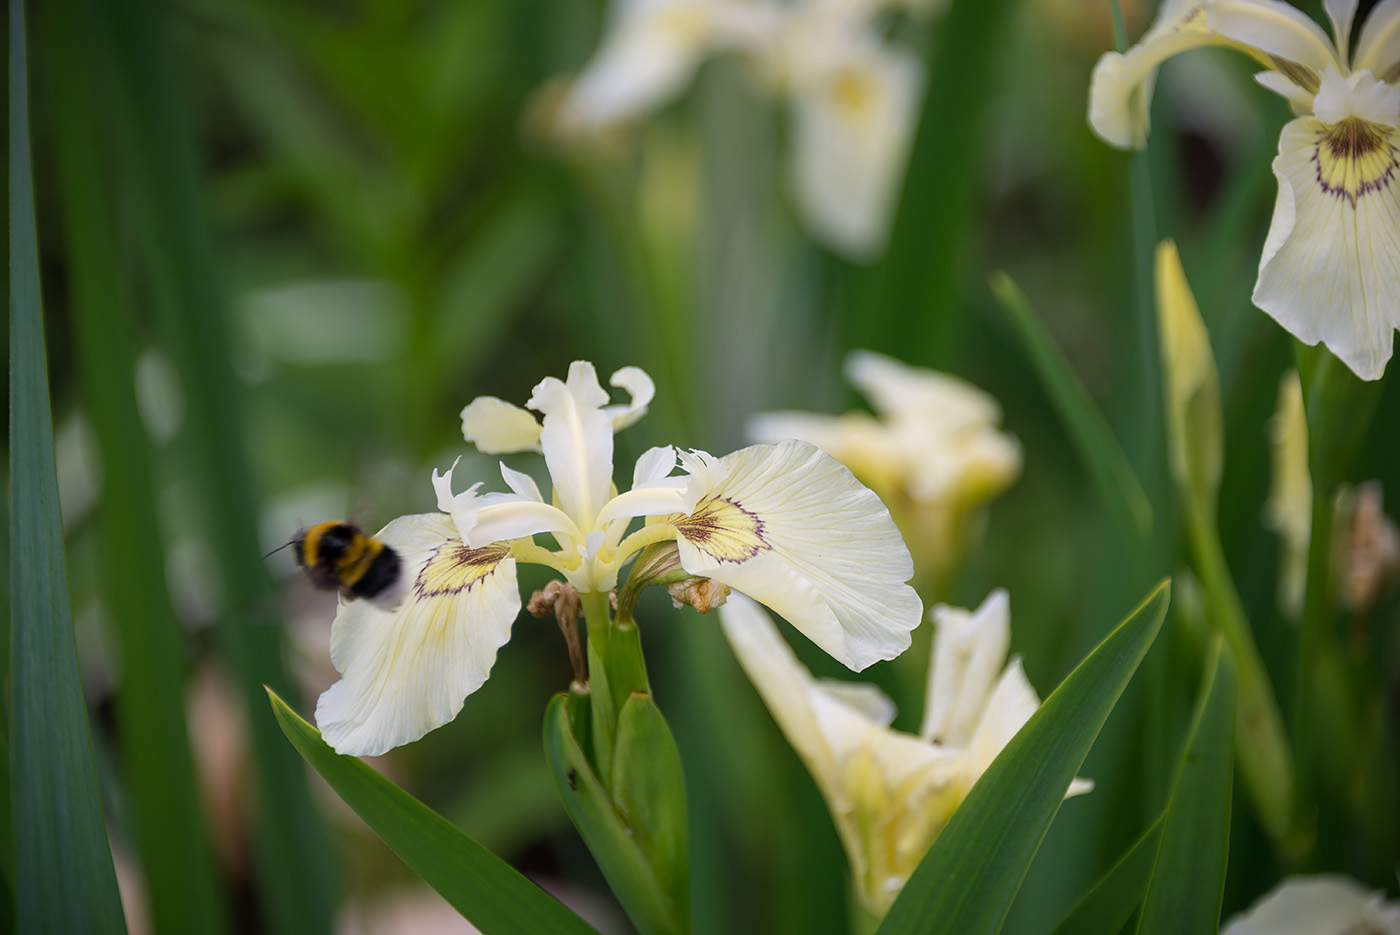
xmin=414 ymin=543 xmax=509 ymax=597
xmin=673 ymin=497 xmax=768 ymax=563
xmin=1314 ymin=118 xmax=1400 ymax=206
xmin=831 ymin=69 xmax=875 ymax=118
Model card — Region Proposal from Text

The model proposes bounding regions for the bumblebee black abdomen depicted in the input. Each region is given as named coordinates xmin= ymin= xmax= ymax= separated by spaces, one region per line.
xmin=293 ymin=521 xmax=403 ymax=605
xmin=348 ymin=546 xmax=401 ymax=600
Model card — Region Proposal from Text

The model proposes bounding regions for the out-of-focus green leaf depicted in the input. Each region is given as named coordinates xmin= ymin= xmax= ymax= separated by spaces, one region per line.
xmin=992 ymin=272 xmax=1153 ymax=543
xmin=1051 ymin=818 xmax=1162 ymax=935
xmin=84 ymin=0 xmax=339 ymax=930
xmin=859 ymin=0 xmax=1014 ymax=365
xmin=545 ymin=690 xmax=689 ymax=935
xmin=8 ymin=0 xmax=127 ymax=928
xmin=1137 ymin=641 xmax=1236 ymax=935
xmin=876 ymin=581 xmax=1171 ymax=935
xmin=41 ymin=3 xmax=228 ymax=932
xmin=269 ymin=690 xmax=601 ymax=935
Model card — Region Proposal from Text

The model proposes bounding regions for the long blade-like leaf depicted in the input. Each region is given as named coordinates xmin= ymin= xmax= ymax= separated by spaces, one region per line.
xmin=40 ymin=3 xmax=228 ymax=932
xmin=1051 ymin=817 xmax=1162 ymax=935
xmin=1136 ymin=641 xmax=1236 ymax=935
xmin=83 ymin=0 xmax=338 ymax=929
xmin=269 ymin=690 xmax=602 ymax=935
xmin=991 ymin=272 xmax=1153 ymax=543
xmin=877 ymin=580 xmax=1171 ymax=935
xmin=9 ymin=0 xmax=127 ymax=928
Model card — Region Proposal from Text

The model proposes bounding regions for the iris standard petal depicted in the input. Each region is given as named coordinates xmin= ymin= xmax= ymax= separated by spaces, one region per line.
xmin=672 ymin=440 xmax=921 ymax=670
xmin=1208 ymin=0 xmax=1339 ymax=75
xmin=529 ymin=361 xmax=616 ymax=528
xmin=1253 ymin=107 xmax=1400 ymax=380
xmin=1353 ymin=0 xmax=1400 ymax=80
xmin=1088 ymin=1 xmax=1225 ymax=150
xmin=920 ymin=590 xmax=1012 ymax=745
xmin=603 ymin=365 xmax=656 ymax=431
xmin=315 ymin=513 xmax=520 ymax=756
xmin=460 ymin=396 xmax=542 ymax=454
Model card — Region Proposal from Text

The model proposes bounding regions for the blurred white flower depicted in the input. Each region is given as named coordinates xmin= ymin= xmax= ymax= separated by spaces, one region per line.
xmin=556 ymin=0 xmax=773 ymax=132
xmin=1220 ymin=874 xmax=1400 ymax=935
xmin=1089 ymin=0 xmax=1400 ymax=380
xmin=748 ymin=349 xmax=1020 ymax=590
xmin=316 ymin=361 xmax=922 ymax=756
xmin=549 ymin=0 xmax=930 ymax=259
xmin=719 ymin=589 xmax=1089 ymax=916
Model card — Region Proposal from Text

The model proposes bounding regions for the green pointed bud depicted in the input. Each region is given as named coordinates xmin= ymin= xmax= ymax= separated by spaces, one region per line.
xmin=1155 ymin=240 xmax=1222 ymax=521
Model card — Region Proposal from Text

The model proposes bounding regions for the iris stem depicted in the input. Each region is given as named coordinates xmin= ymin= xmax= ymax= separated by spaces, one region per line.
xmin=1291 ymin=490 xmax=1334 ymax=851
xmin=581 ymin=589 xmax=614 ymax=669
xmin=1183 ymin=500 xmax=1296 ymax=848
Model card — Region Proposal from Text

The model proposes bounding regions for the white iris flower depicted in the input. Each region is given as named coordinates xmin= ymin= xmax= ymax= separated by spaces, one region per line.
xmin=1089 ymin=0 xmax=1400 ymax=380
xmin=316 ymin=361 xmax=921 ymax=756
xmin=719 ymin=589 xmax=1090 ymax=916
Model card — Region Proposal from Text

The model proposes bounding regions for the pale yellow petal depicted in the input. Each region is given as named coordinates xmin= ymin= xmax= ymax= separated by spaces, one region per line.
xmin=1088 ymin=3 xmax=1225 ymax=150
xmin=1253 ymin=112 xmax=1400 ymax=380
xmin=528 ymin=361 xmax=616 ymax=528
xmin=1207 ymin=0 xmax=1339 ymax=73
xmin=674 ymin=440 xmax=922 ymax=670
xmin=460 ymin=397 xmax=541 ymax=454
xmin=920 ymin=590 xmax=1011 ymax=746
xmin=1354 ymin=0 xmax=1400 ymax=79
xmin=315 ymin=514 xmax=520 ymax=756
xmin=717 ymin=592 xmax=836 ymax=778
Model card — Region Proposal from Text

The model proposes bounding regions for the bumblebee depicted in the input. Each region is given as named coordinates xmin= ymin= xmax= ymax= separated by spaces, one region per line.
xmin=291 ymin=521 xmax=404 ymax=609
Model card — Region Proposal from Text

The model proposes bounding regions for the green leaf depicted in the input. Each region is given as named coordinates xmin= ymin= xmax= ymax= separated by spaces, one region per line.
xmin=1137 ymin=641 xmax=1237 ymax=935
xmin=876 ymin=581 xmax=1171 ymax=935
xmin=610 ymin=694 xmax=689 ymax=922
xmin=268 ymin=690 xmax=601 ymax=935
xmin=991 ymin=272 xmax=1153 ymax=544
xmin=41 ymin=3 xmax=228 ymax=931
xmin=545 ymin=691 xmax=689 ymax=935
xmin=857 ymin=0 xmax=1015 ymax=365
xmin=83 ymin=0 xmax=339 ymax=929
xmin=9 ymin=0 xmax=128 ymax=927
xmin=1051 ymin=818 xmax=1163 ymax=935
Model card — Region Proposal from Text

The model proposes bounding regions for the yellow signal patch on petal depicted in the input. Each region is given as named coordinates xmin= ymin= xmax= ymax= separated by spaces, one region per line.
xmin=414 ymin=543 xmax=511 ymax=598
xmin=1315 ymin=117 xmax=1400 ymax=205
xmin=672 ymin=497 xmax=769 ymax=563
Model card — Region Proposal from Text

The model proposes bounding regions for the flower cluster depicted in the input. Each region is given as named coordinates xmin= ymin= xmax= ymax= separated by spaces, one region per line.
xmin=719 ymin=589 xmax=1090 ymax=915
xmin=315 ymin=361 xmax=922 ymax=756
xmin=547 ymin=0 xmax=939 ymax=258
xmin=1090 ymin=0 xmax=1400 ymax=380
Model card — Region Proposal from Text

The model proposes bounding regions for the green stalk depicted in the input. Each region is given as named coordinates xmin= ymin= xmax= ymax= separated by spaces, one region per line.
xmin=1291 ymin=491 xmax=1334 ymax=845
xmin=1182 ymin=501 xmax=1295 ymax=848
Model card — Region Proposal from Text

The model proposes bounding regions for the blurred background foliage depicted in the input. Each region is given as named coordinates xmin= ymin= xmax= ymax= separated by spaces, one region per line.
xmin=7 ymin=0 xmax=1399 ymax=931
